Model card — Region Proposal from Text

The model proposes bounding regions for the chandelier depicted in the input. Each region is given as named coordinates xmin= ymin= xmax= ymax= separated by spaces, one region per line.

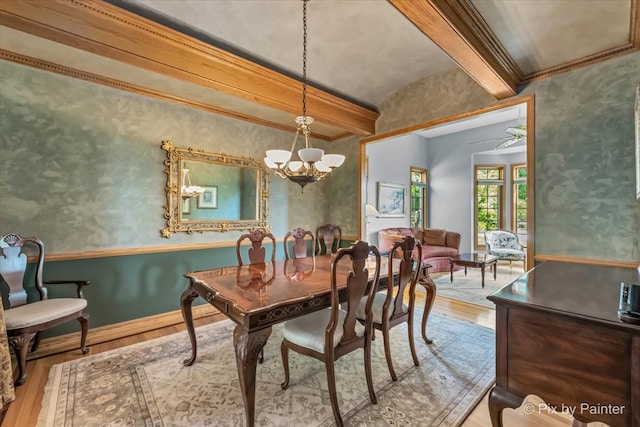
xmin=264 ymin=0 xmax=345 ymax=191
xmin=181 ymin=162 xmax=204 ymax=199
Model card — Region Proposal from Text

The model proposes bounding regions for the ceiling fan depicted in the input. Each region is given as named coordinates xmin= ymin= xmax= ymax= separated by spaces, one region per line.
xmin=471 ymin=125 xmax=527 ymax=150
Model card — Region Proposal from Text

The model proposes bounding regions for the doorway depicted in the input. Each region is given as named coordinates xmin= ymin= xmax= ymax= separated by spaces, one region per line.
xmin=360 ymin=96 xmax=534 ymax=271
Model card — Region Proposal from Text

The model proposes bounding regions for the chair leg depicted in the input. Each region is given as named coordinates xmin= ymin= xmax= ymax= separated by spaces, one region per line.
xmin=9 ymin=333 xmax=36 ymax=386
xmin=364 ymin=338 xmax=377 ymax=405
xmin=382 ymin=327 xmax=397 ymax=381
xmin=280 ymin=342 xmax=290 ymax=390
xmin=259 ymin=349 xmax=264 ymax=364
xmin=78 ymin=313 xmax=90 ymax=354
xmin=30 ymin=331 xmax=42 ymax=353
xmin=325 ymin=360 xmax=344 ymax=427
xmin=407 ymin=317 xmax=420 ymax=367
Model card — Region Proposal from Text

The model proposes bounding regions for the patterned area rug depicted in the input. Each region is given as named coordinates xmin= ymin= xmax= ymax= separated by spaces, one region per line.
xmin=38 ymin=312 xmax=495 ymax=427
xmin=432 ymin=264 xmax=525 ymax=309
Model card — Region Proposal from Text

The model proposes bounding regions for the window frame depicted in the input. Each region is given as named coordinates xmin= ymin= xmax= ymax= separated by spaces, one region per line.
xmin=474 ymin=164 xmax=505 ymax=250
xmin=410 ymin=167 xmax=428 ymax=228
xmin=511 ymin=163 xmax=527 ymax=237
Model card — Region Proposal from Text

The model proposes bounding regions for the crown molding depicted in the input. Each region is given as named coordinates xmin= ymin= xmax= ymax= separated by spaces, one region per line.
xmin=520 ymin=43 xmax=639 ymax=84
xmin=0 ymin=0 xmax=377 ymax=136
xmin=0 ymin=49 xmax=341 ymax=142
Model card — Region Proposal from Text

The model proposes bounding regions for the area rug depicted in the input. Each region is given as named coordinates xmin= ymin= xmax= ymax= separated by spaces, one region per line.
xmin=37 ymin=312 xmax=495 ymax=427
xmin=432 ymin=265 xmax=525 ymax=309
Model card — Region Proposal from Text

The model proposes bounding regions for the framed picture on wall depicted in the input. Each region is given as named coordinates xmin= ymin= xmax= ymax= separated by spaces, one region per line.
xmin=377 ymin=181 xmax=405 ymax=217
xmin=197 ymin=186 xmax=218 ymax=209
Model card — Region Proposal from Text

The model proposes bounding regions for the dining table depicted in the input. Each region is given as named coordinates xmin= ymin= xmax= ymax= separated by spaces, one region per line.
xmin=180 ymin=254 xmax=437 ymax=426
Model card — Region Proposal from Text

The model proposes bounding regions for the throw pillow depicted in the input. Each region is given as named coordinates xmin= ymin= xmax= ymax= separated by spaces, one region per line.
xmin=423 ymin=228 xmax=447 ymax=246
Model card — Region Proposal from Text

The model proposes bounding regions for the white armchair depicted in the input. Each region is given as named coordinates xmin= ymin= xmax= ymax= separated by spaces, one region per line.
xmin=484 ymin=230 xmax=526 ymax=271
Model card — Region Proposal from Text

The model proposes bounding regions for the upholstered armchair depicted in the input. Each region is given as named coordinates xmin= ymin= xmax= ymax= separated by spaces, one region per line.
xmin=484 ymin=229 xmax=526 ymax=271
xmin=0 ymin=233 xmax=90 ymax=386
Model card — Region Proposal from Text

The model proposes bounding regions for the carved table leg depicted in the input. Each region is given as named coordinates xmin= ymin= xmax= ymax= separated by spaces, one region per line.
xmin=180 ymin=287 xmax=200 ymax=366
xmin=488 ymin=386 xmax=523 ymax=427
xmin=419 ymin=275 xmax=437 ymax=344
xmin=481 ymin=264 xmax=486 ymax=288
xmin=234 ymin=325 xmax=272 ymax=427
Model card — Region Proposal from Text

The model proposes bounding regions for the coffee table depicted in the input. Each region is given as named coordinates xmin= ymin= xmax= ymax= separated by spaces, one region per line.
xmin=449 ymin=253 xmax=498 ymax=288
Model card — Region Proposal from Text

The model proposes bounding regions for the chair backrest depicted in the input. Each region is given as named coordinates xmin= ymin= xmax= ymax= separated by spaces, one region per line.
xmin=0 ymin=233 xmax=47 ymax=308
xmin=327 ymin=240 xmax=380 ymax=354
xmin=484 ymin=229 xmax=522 ymax=251
xmin=315 ymin=224 xmax=342 ymax=255
xmin=283 ymin=228 xmax=315 ymax=260
xmin=236 ymin=229 xmax=276 ymax=266
xmin=385 ymin=237 xmax=422 ymax=319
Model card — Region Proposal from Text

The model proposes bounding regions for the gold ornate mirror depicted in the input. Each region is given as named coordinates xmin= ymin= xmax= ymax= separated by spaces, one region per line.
xmin=161 ymin=141 xmax=269 ymax=237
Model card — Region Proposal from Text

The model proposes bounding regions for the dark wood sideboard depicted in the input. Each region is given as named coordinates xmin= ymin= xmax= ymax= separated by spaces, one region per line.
xmin=487 ymin=261 xmax=640 ymax=427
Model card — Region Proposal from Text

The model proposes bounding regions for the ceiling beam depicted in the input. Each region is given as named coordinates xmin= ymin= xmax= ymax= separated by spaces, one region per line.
xmin=389 ymin=0 xmax=519 ymax=100
xmin=0 ymin=0 xmax=378 ymax=136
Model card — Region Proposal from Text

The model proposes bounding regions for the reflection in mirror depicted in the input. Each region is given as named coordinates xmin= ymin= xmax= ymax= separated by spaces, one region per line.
xmin=161 ymin=141 xmax=269 ymax=237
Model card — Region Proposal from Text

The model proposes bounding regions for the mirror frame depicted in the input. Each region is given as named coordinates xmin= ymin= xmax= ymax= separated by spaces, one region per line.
xmin=161 ymin=140 xmax=269 ymax=237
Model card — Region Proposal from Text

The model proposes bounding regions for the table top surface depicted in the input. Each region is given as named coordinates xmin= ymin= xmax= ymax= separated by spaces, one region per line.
xmin=488 ymin=261 xmax=640 ymax=330
xmin=451 ymin=252 xmax=498 ymax=264
xmin=185 ymin=254 xmax=398 ymax=315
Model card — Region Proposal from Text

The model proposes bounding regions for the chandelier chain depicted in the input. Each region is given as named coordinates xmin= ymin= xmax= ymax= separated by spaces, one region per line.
xmin=263 ymin=0 xmax=345 ymax=191
xmin=302 ymin=0 xmax=307 ymax=117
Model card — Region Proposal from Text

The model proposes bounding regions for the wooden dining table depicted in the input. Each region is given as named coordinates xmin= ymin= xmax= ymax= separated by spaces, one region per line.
xmin=180 ymin=254 xmax=437 ymax=426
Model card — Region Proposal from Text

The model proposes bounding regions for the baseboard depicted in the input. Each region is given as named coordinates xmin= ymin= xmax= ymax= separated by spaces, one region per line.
xmin=534 ymin=254 xmax=638 ymax=268
xmin=27 ymin=304 xmax=220 ymax=360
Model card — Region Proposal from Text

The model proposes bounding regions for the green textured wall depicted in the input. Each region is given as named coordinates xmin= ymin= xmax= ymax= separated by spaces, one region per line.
xmin=353 ymin=53 xmax=640 ymax=263
xmin=0 ymin=60 xmax=330 ymax=252
xmin=2 ymin=51 xmax=638 ymax=335
xmin=520 ymin=54 xmax=639 ymax=261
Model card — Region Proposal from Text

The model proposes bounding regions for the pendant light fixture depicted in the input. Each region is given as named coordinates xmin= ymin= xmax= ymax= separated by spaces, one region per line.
xmin=264 ymin=0 xmax=345 ymax=190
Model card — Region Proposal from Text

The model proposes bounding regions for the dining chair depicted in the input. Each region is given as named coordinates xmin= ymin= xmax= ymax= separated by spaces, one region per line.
xmin=235 ymin=229 xmax=276 ymax=363
xmin=356 ymin=236 xmax=422 ymax=381
xmin=283 ymin=227 xmax=315 ymax=260
xmin=280 ymin=240 xmax=381 ymax=427
xmin=236 ymin=229 xmax=276 ymax=266
xmin=0 ymin=233 xmax=90 ymax=386
xmin=315 ymin=224 xmax=342 ymax=255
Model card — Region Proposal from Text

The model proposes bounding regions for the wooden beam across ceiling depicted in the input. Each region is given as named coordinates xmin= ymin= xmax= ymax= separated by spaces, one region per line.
xmin=389 ymin=0 xmax=519 ymax=100
xmin=0 ymin=0 xmax=378 ymax=136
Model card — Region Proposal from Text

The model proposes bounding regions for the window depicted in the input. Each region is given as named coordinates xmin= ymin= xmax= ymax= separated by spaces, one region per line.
xmin=475 ymin=165 xmax=504 ymax=249
xmin=410 ymin=167 xmax=428 ymax=228
xmin=511 ymin=164 xmax=527 ymax=236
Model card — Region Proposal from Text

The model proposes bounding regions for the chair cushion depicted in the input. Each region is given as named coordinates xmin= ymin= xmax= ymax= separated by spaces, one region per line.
xmin=489 ymin=248 xmax=525 ymax=260
xmin=5 ymin=298 xmax=87 ymax=329
xmin=282 ymin=308 xmax=364 ymax=354
xmin=356 ymin=293 xmax=407 ymax=324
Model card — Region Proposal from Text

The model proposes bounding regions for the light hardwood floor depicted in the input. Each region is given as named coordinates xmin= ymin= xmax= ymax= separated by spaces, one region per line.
xmin=2 ymin=295 xmax=588 ymax=427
